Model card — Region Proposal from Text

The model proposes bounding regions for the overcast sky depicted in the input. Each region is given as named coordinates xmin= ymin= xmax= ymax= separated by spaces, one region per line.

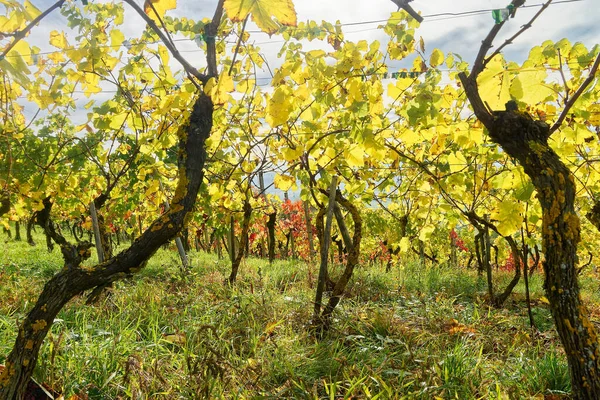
xmin=26 ymin=0 xmax=599 ymax=68
xmin=16 ymin=0 xmax=600 ymax=122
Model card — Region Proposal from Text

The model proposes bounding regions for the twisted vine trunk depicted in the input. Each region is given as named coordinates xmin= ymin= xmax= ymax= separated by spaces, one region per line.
xmin=318 ymin=192 xmax=362 ymax=332
xmin=228 ymin=199 xmax=252 ymax=284
xmin=460 ymin=66 xmax=600 ymax=397
xmin=313 ymin=190 xmax=362 ymax=335
xmin=488 ymin=111 xmax=600 ymax=396
xmin=0 ymin=192 xmax=9 ymax=217
xmin=0 ymin=94 xmax=213 ymax=399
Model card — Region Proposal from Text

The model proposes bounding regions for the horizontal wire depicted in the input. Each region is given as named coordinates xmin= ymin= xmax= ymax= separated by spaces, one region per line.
xmin=0 ymin=0 xmax=587 ymax=59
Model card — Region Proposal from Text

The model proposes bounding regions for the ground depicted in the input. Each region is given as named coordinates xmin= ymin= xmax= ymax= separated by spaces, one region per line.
xmin=2 ymin=230 xmax=599 ymax=399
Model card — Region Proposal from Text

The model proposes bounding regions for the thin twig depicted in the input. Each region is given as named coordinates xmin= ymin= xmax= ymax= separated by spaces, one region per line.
xmin=123 ymin=0 xmax=209 ymax=84
xmin=469 ymin=23 xmax=505 ymax=79
xmin=229 ymin=15 xmax=249 ymax=76
xmin=556 ymin=49 xmax=570 ymax=106
xmin=145 ymin=0 xmax=176 ymax=48
xmin=550 ymin=52 xmax=600 ymax=134
xmin=485 ymin=0 xmax=553 ymax=67
xmin=1 ymin=0 xmax=65 ymax=59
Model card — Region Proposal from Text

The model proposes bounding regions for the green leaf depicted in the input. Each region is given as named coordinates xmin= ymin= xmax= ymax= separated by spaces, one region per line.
xmin=515 ymin=181 xmax=535 ymax=201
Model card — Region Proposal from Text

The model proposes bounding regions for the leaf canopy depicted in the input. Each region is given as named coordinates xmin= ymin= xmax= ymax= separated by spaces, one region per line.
xmin=224 ymin=0 xmax=297 ymax=35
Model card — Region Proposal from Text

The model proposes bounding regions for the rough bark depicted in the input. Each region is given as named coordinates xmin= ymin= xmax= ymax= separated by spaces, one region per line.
xmin=313 ymin=178 xmax=338 ymax=324
xmin=26 ymin=214 xmax=35 ymax=246
xmin=32 ymin=197 xmax=55 ymax=252
xmin=14 ymin=220 xmax=21 ymax=241
xmin=304 ymin=201 xmax=315 ymax=262
xmin=487 ymin=111 xmax=600 ymax=397
xmin=0 ymin=192 xmax=9 ymax=217
xmin=228 ymin=199 xmax=252 ymax=284
xmin=0 ymin=94 xmax=213 ymax=399
xmin=460 ymin=67 xmax=600 ymax=396
xmin=586 ymin=200 xmax=600 ymax=232
xmin=314 ymin=205 xmax=335 ymax=291
xmin=317 ymin=191 xmax=362 ymax=334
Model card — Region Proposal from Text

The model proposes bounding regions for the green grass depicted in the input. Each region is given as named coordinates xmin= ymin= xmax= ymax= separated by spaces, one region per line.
xmin=0 ymin=228 xmax=583 ymax=398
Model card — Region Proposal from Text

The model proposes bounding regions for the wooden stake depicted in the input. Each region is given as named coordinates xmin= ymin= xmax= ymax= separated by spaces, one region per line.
xmin=304 ymin=200 xmax=314 ymax=262
xmin=229 ymin=215 xmax=235 ymax=263
xmin=89 ymin=202 xmax=104 ymax=263
xmin=313 ymin=176 xmax=337 ymax=319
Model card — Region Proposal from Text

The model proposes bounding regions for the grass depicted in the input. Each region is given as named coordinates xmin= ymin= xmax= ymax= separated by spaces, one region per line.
xmin=0 ymin=228 xmax=591 ymax=398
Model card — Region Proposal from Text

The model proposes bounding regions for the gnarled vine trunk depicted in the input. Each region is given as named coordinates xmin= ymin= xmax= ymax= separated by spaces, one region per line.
xmin=460 ymin=64 xmax=600 ymax=396
xmin=228 ymin=199 xmax=252 ymax=284
xmin=0 ymin=192 xmax=9 ymax=217
xmin=0 ymin=94 xmax=213 ymax=399
xmin=489 ymin=110 xmax=600 ymax=397
xmin=313 ymin=190 xmax=362 ymax=335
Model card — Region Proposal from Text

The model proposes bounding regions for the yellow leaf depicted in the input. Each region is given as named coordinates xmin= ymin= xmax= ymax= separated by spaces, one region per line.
xmin=492 ymin=200 xmax=524 ymax=236
xmin=9 ymin=38 xmax=32 ymax=65
xmin=429 ymin=48 xmax=444 ymax=68
xmin=399 ymin=237 xmax=410 ymax=253
xmin=47 ymin=51 xmax=65 ymax=63
xmin=264 ymin=320 xmax=282 ymax=335
xmin=162 ymin=332 xmax=186 ymax=346
xmin=419 ymin=224 xmax=435 ymax=242
xmin=316 ymin=147 xmax=336 ymax=167
xmin=208 ymin=184 xmax=223 ymax=201
xmin=274 ymin=174 xmax=295 ymax=191
xmin=429 ymin=133 xmax=447 ymax=155
xmin=23 ymin=0 xmax=41 ymax=20
xmin=539 ymin=296 xmax=550 ymax=305
xmin=282 ymin=146 xmax=303 ymax=161
xmin=212 ymin=72 xmax=234 ymax=104
xmin=2 ymin=42 xmax=31 ymax=86
xmin=224 ymin=0 xmax=297 ymax=35
xmin=109 ymin=113 xmax=128 ymax=130
xmin=266 ymin=86 xmax=293 ymax=127
xmin=144 ymin=0 xmax=176 ymax=23
xmin=346 ymin=145 xmax=364 ymax=167
xmin=477 ymin=54 xmax=510 ymax=111
xmin=49 ymin=30 xmax=69 ymax=49
xmin=400 ymin=129 xmax=420 ymax=147
xmin=0 ymin=15 xmax=21 ymax=32
xmin=509 ymin=64 xmax=554 ymax=105
xmin=387 ymin=78 xmax=414 ymax=100
xmin=447 ymin=152 xmax=467 ymax=173
xmin=110 ymin=29 xmax=125 ymax=49
xmin=145 ymin=180 xmax=160 ymax=198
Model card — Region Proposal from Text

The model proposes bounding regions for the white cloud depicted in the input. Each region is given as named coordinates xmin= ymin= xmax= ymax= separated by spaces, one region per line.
xmin=13 ymin=0 xmax=600 ymax=125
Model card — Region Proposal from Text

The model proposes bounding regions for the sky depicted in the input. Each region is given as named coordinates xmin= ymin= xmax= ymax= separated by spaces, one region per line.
xmin=13 ymin=0 xmax=600 ymax=124
xmin=24 ymin=0 xmax=599 ymax=76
